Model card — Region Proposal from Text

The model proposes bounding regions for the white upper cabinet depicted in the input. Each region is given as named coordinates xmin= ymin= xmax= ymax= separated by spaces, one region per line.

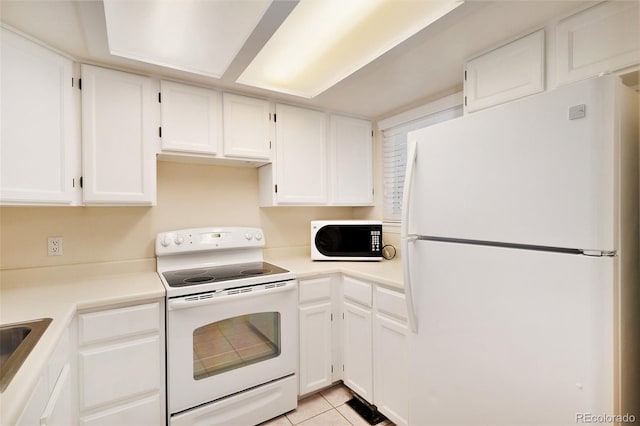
xmin=81 ymin=64 xmax=158 ymax=205
xmin=259 ymin=106 xmax=374 ymax=206
xmin=556 ymin=1 xmax=640 ymax=85
xmin=0 ymin=28 xmax=79 ymax=205
xmin=260 ymin=104 xmax=327 ymax=205
xmin=464 ymin=29 xmax=545 ymax=113
xmin=329 ymin=115 xmax=373 ymax=205
xmin=223 ymin=93 xmax=272 ymax=160
xmin=160 ymin=80 xmax=221 ymax=155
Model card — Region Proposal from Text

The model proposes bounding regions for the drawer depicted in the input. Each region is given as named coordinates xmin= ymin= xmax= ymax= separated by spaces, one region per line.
xmin=79 ymin=302 xmax=160 ymax=345
xmin=343 ymin=276 xmax=372 ymax=307
xmin=79 ymin=336 xmax=161 ymax=411
xmin=375 ymin=286 xmax=407 ymax=322
xmin=299 ymin=276 xmax=332 ymax=303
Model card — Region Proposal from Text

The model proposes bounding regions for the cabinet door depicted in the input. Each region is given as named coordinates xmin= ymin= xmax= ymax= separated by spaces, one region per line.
xmin=299 ymin=302 xmax=333 ymax=395
xmin=556 ymin=1 xmax=640 ymax=85
xmin=160 ymin=80 xmax=220 ymax=155
xmin=40 ymin=363 xmax=72 ymax=426
xmin=223 ymin=93 xmax=272 ymax=160
xmin=464 ymin=29 xmax=545 ymax=113
xmin=0 ymin=28 xmax=78 ymax=205
xmin=343 ymin=301 xmax=373 ymax=403
xmin=81 ymin=65 xmax=157 ymax=205
xmin=274 ymin=104 xmax=327 ymax=204
xmin=17 ymin=373 xmax=48 ymax=426
xmin=330 ymin=115 xmax=373 ymax=205
xmin=373 ymin=314 xmax=408 ymax=426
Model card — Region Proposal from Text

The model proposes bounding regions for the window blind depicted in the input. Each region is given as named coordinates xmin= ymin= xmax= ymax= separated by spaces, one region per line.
xmin=382 ymin=105 xmax=463 ymax=223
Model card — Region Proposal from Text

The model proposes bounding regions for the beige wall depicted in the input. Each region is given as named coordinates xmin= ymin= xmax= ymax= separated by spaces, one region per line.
xmin=0 ymin=161 xmax=356 ymax=270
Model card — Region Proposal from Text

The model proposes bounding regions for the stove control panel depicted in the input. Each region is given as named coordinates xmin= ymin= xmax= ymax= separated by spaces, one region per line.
xmin=156 ymin=227 xmax=265 ymax=256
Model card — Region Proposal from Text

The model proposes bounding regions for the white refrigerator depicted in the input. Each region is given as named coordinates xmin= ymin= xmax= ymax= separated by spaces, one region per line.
xmin=402 ymin=75 xmax=639 ymax=426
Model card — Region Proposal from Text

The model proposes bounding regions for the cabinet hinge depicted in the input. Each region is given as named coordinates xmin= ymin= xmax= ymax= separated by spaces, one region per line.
xmin=274 ymin=184 xmax=278 ymax=193
xmin=159 ymin=127 xmax=162 ymax=138
xmin=78 ymin=78 xmax=82 ymax=90
xmin=158 ymin=92 xmax=162 ymax=103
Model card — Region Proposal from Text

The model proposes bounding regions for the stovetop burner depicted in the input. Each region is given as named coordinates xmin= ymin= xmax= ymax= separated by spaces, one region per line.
xmin=162 ymin=261 xmax=289 ymax=288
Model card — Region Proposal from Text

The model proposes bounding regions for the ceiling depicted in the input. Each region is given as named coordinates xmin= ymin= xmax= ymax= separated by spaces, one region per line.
xmin=0 ymin=0 xmax=594 ymax=120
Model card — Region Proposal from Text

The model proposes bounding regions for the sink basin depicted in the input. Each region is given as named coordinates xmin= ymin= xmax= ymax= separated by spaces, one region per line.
xmin=0 ymin=318 xmax=52 ymax=392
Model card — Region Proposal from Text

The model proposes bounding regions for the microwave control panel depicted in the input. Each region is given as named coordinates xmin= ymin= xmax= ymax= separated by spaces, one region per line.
xmin=371 ymin=230 xmax=381 ymax=253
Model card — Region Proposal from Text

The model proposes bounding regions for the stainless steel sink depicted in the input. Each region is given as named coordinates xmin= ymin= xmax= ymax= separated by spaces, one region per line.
xmin=0 ymin=318 xmax=52 ymax=392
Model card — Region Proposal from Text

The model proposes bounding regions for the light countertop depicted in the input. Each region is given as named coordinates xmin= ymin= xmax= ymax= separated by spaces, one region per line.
xmin=0 ymin=250 xmax=403 ymax=424
xmin=265 ymin=247 xmax=404 ymax=290
xmin=0 ymin=259 xmax=164 ymax=425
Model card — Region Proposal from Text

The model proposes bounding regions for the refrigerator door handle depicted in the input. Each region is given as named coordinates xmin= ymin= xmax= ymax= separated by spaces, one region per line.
xmin=401 ymin=139 xmax=419 ymax=333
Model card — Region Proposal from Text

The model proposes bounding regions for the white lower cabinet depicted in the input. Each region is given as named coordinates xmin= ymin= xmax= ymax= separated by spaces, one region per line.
xmin=342 ymin=276 xmax=373 ymax=403
xmin=342 ymin=301 xmax=373 ymax=403
xmin=18 ymin=328 xmax=73 ymax=426
xmin=342 ymin=276 xmax=408 ymax=425
xmin=40 ymin=364 xmax=72 ymax=426
xmin=373 ymin=314 xmax=408 ymax=426
xmin=298 ymin=274 xmax=408 ymax=424
xmin=77 ymin=301 xmax=165 ymax=426
xmin=298 ymin=275 xmax=342 ymax=396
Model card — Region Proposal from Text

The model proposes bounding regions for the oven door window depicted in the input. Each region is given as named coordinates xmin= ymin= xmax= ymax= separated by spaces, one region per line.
xmin=193 ymin=312 xmax=281 ymax=380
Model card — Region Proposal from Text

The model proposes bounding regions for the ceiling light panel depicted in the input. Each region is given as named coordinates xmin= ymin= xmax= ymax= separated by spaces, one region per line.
xmin=238 ymin=0 xmax=464 ymax=98
xmin=103 ymin=0 xmax=272 ymax=78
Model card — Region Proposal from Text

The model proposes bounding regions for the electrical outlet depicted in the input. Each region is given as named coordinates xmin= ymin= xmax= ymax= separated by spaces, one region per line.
xmin=47 ymin=237 xmax=63 ymax=256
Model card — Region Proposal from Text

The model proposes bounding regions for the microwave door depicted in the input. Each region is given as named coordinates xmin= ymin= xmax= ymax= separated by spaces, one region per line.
xmin=314 ymin=224 xmax=381 ymax=260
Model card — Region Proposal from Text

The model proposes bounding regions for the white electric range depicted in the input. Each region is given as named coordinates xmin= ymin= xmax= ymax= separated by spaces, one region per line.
xmin=156 ymin=227 xmax=297 ymax=425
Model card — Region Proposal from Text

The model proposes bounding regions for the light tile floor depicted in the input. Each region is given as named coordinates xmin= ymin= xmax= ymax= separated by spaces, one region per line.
xmin=260 ymin=384 xmax=394 ymax=426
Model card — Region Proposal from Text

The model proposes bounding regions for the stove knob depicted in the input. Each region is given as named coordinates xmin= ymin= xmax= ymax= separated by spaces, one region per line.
xmin=161 ymin=235 xmax=172 ymax=247
xmin=245 ymin=233 xmax=253 ymax=241
xmin=175 ymin=235 xmax=184 ymax=245
xmin=254 ymin=231 xmax=263 ymax=241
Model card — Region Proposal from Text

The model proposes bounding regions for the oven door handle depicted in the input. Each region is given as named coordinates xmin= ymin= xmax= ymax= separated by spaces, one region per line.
xmin=167 ymin=280 xmax=297 ymax=311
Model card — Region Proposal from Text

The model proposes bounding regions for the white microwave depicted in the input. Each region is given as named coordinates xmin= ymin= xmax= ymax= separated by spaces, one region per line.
xmin=311 ymin=220 xmax=383 ymax=261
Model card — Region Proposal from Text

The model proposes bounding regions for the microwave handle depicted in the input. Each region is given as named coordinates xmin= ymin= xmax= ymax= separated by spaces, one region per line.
xmin=168 ymin=280 xmax=296 ymax=311
xmin=401 ymin=139 xmax=419 ymax=333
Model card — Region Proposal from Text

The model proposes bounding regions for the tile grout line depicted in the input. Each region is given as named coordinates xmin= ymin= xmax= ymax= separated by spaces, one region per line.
xmin=320 ymin=391 xmax=356 ymax=426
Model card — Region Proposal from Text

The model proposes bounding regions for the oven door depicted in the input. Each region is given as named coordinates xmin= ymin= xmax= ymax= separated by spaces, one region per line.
xmin=167 ymin=280 xmax=298 ymax=415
